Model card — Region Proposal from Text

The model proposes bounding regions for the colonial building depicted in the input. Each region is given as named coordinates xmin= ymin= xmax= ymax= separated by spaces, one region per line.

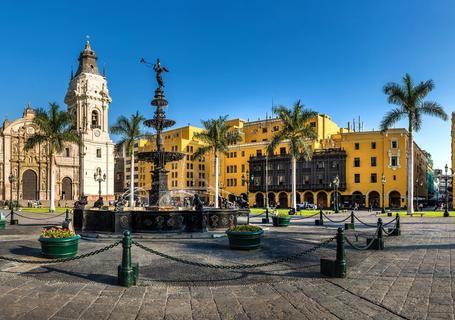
xmin=0 ymin=40 xmax=114 ymax=206
xmin=132 ymin=114 xmax=431 ymax=209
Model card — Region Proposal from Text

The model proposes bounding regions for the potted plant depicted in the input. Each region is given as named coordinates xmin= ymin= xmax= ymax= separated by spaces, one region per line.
xmin=272 ymin=211 xmax=291 ymax=227
xmin=226 ymin=225 xmax=263 ymax=250
xmin=39 ymin=227 xmax=81 ymax=258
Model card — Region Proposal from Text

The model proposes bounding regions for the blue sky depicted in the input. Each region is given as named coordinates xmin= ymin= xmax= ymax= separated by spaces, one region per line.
xmin=0 ymin=0 xmax=454 ymax=168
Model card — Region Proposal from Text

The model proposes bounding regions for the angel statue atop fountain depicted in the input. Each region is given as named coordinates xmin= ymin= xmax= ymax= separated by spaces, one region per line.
xmin=153 ymin=58 xmax=169 ymax=88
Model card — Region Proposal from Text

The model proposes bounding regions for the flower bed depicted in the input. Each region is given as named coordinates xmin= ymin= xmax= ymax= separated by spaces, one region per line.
xmin=226 ymin=225 xmax=263 ymax=250
xmin=39 ymin=227 xmax=80 ymax=258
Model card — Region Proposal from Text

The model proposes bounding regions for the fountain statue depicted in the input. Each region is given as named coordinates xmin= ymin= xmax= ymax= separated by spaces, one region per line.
xmin=73 ymin=59 xmax=249 ymax=234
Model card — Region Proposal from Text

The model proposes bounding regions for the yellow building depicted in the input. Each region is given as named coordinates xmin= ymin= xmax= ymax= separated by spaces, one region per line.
xmin=130 ymin=114 xmax=429 ymax=209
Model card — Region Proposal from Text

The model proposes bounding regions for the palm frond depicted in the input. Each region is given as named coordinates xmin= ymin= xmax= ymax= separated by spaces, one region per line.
xmin=380 ymin=108 xmax=406 ymax=132
xmin=24 ymin=134 xmax=47 ymax=151
xmin=192 ymin=146 xmax=213 ymax=160
xmin=419 ymin=101 xmax=448 ymax=121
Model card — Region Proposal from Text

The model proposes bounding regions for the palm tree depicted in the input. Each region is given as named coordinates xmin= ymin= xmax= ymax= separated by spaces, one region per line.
xmin=192 ymin=115 xmax=241 ymax=208
xmin=380 ymin=73 xmax=448 ymax=215
xmin=25 ymin=102 xmax=81 ymax=213
xmin=267 ymin=101 xmax=318 ymax=210
xmin=110 ymin=112 xmax=145 ymax=208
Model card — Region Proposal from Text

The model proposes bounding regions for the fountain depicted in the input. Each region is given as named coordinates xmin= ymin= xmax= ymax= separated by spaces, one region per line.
xmin=73 ymin=59 xmax=248 ymax=234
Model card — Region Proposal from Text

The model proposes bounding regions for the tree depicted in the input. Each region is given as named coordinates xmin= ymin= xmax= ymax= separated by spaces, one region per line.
xmin=110 ymin=111 xmax=145 ymax=208
xmin=25 ymin=102 xmax=81 ymax=212
xmin=267 ymin=100 xmax=318 ymax=210
xmin=192 ymin=115 xmax=241 ymax=208
xmin=380 ymin=73 xmax=448 ymax=215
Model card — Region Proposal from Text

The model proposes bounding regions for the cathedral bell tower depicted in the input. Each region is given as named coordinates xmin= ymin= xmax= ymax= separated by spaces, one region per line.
xmin=64 ymin=39 xmax=114 ymax=200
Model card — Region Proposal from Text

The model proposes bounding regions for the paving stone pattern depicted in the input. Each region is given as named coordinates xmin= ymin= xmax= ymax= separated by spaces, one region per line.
xmin=0 ymin=211 xmax=454 ymax=319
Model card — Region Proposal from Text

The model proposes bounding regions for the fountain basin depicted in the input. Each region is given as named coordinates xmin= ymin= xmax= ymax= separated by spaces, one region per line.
xmin=74 ymin=208 xmax=249 ymax=234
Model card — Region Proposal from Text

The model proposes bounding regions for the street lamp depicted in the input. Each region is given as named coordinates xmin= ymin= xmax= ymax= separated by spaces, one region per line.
xmin=381 ymin=173 xmax=386 ymax=213
xmin=8 ymin=174 xmax=18 ymax=225
xmin=444 ymin=164 xmax=449 ymax=217
xmin=329 ymin=175 xmax=340 ymax=213
xmin=94 ymin=168 xmax=106 ymax=200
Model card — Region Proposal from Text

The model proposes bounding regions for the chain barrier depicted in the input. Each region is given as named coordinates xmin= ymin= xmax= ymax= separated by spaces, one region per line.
xmin=322 ymin=213 xmax=351 ymax=224
xmin=353 ymin=215 xmax=378 ymax=227
xmin=132 ymin=236 xmax=336 ymax=270
xmin=0 ymin=240 xmax=121 ymax=264
xmin=291 ymin=212 xmax=320 ymax=220
xmin=12 ymin=211 xmax=68 ymax=221
xmin=344 ymin=227 xmax=379 ymax=250
xmin=381 ymin=226 xmax=396 ymax=236
xmin=382 ymin=217 xmax=397 ymax=227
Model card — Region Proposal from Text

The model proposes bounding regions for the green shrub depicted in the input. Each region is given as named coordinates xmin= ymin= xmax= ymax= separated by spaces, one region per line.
xmin=276 ymin=211 xmax=289 ymax=217
xmin=228 ymin=225 xmax=263 ymax=232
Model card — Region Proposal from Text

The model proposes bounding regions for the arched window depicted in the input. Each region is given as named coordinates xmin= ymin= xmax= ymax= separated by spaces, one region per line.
xmin=91 ymin=110 xmax=99 ymax=128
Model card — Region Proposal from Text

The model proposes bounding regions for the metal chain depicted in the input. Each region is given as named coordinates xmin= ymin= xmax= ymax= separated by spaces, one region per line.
xmin=13 ymin=211 xmax=68 ymax=221
xmin=382 ymin=217 xmax=397 ymax=226
xmin=381 ymin=226 xmax=396 ymax=236
xmin=291 ymin=212 xmax=320 ymax=220
xmin=344 ymin=228 xmax=379 ymax=250
xmin=132 ymin=236 xmax=336 ymax=269
xmin=322 ymin=213 xmax=351 ymax=223
xmin=353 ymin=215 xmax=378 ymax=227
xmin=0 ymin=240 xmax=121 ymax=264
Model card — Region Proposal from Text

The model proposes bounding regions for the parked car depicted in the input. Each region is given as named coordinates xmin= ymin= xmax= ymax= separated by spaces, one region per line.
xmin=296 ymin=202 xmax=317 ymax=211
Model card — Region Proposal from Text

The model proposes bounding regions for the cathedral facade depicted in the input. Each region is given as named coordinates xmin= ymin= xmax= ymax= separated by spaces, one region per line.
xmin=0 ymin=40 xmax=114 ymax=206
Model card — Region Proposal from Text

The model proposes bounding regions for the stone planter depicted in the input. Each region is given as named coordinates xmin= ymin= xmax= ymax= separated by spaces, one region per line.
xmin=226 ymin=229 xmax=264 ymax=250
xmin=272 ymin=216 xmax=291 ymax=227
xmin=39 ymin=234 xmax=81 ymax=258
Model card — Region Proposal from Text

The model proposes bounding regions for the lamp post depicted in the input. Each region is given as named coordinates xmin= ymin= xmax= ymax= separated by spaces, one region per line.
xmin=444 ymin=164 xmax=449 ymax=217
xmin=330 ymin=175 xmax=340 ymax=213
xmin=381 ymin=173 xmax=386 ymax=213
xmin=94 ymin=169 xmax=106 ymax=200
xmin=8 ymin=174 xmax=18 ymax=225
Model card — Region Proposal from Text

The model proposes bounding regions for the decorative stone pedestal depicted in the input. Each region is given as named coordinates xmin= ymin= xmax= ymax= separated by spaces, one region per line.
xmin=366 ymin=238 xmax=384 ymax=250
xmin=320 ymin=258 xmax=346 ymax=278
xmin=344 ymin=223 xmax=355 ymax=230
xmin=388 ymin=228 xmax=401 ymax=236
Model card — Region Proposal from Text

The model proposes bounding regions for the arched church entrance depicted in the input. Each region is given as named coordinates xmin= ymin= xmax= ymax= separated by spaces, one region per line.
xmin=22 ymin=170 xmax=38 ymax=200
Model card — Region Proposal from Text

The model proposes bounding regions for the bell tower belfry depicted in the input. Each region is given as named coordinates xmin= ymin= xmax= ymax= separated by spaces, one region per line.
xmin=64 ymin=39 xmax=114 ymax=200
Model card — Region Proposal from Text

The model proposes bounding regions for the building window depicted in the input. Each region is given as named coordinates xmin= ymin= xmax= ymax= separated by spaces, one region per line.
xmin=354 ymin=174 xmax=360 ymax=183
xmin=241 ymin=151 xmax=245 ymax=157
xmin=273 ymin=125 xmax=279 ymax=132
xmin=371 ymin=157 xmax=377 ymax=167
xmin=96 ymin=148 xmax=101 ymax=158
xmin=241 ymin=164 xmax=245 ymax=172
xmin=354 ymin=157 xmax=360 ymax=167
xmin=278 ymin=175 xmax=285 ymax=185
xmin=310 ymin=121 xmax=316 ymax=128
xmin=354 ymin=143 xmax=360 ymax=150
xmin=262 ymin=127 xmax=268 ymax=133
xmin=391 ymin=156 xmax=398 ymax=167
xmin=256 ymin=150 xmax=262 ymax=157
xmin=280 ymin=147 xmax=286 ymax=155
xmin=391 ymin=140 xmax=398 ymax=149
xmin=393 ymin=175 xmax=396 ymax=181
xmin=65 ymin=148 xmax=70 ymax=157
xmin=371 ymin=173 xmax=377 ymax=183
xmin=371 ymin=142 xmax=376 ymax=149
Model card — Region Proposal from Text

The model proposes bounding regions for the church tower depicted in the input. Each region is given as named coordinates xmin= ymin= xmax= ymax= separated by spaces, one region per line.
xmin=64 ymin=39 xmax=114 ymax=200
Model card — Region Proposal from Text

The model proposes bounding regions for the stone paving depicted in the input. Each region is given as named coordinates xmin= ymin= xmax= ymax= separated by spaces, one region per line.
xmin=0 ymin=210 xmax=453 ymax=319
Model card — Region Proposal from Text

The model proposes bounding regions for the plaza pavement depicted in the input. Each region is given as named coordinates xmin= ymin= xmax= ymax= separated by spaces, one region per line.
xmin=0 ymin=210 xmax=453 ymax=319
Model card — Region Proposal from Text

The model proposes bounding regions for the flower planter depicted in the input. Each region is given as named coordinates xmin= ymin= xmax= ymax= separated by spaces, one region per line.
xmin=272 ymin=216 xmax=291 ymax=227
xmin=39 ymin=234 xmax=81 ymax=258
xmin=226 ymin=229 xmax=264 ymax=250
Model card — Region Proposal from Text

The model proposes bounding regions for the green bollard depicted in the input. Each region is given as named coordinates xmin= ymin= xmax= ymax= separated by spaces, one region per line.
xmin=315 ymin=209 xmax=324 ymax=226
xmin=389 ymin=213 xmax=401 ymax=236
xmin=118 ymin=230 xmax=139 ymax=287
xmin=345 ymin=211 xmax=355 ymax=230
xmin=321 ymin=227 xmax=346 ymax=278
xmin=367 ymin=218 xmax=384 ymax=250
